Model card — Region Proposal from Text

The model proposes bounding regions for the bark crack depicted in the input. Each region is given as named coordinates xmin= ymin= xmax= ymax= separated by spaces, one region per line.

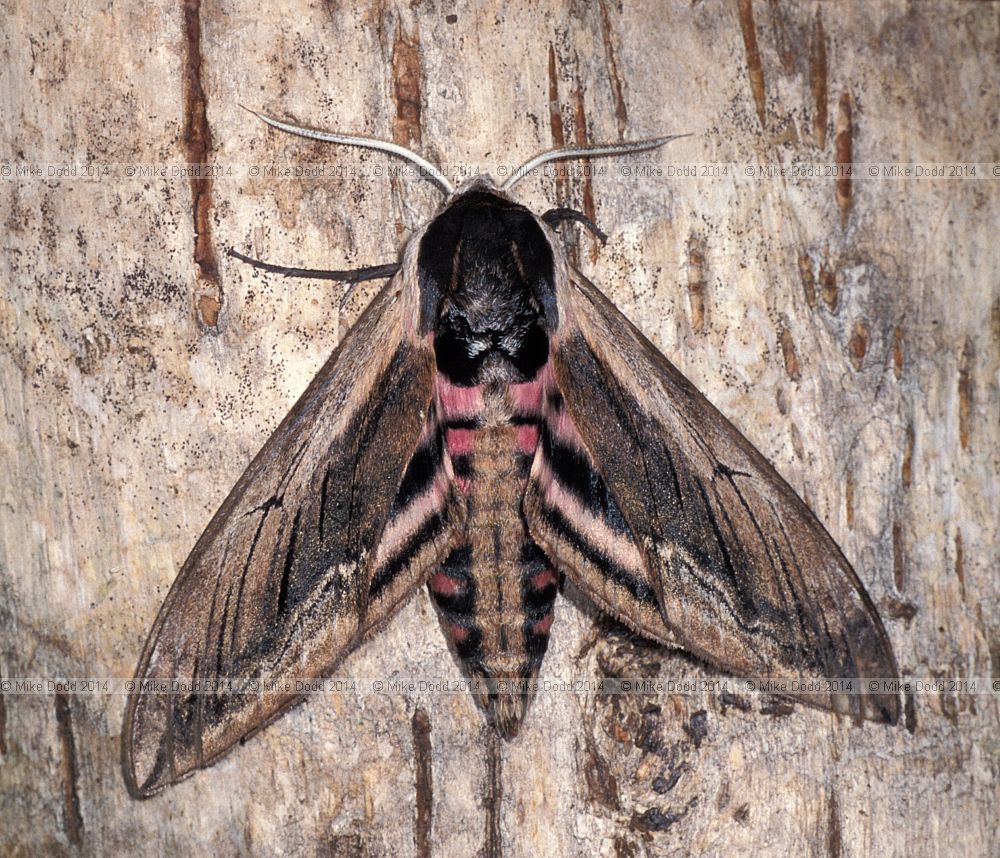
xmin=55 ymin=693 xmax=83 ymax=846
xmin=183 ymin=0 xmax=222 ymax=328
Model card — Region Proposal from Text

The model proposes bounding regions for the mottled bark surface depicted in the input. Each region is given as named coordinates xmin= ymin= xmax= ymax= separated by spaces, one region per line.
xmin=1 ymin=2 xmax=997 ymax=856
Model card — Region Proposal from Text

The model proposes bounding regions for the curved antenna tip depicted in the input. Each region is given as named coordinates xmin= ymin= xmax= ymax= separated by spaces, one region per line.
xmin=238 ymin=105 xmax=453 ymax=195
xmin=501 ymin=132 xmax=694 ymax=191
xmin=238 ymin=103 xmax=266 ymax=120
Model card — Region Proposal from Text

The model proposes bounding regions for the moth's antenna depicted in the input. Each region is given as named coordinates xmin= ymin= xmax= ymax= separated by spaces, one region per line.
xmin=241 ymin=106 xmax=454 ymax=196
xmin=501 ymin=134 xmax=692 ymax=192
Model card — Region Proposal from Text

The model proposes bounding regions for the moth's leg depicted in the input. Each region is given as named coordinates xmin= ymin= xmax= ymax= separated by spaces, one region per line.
xmin=540 ymin=207 xmax=608 ymax=245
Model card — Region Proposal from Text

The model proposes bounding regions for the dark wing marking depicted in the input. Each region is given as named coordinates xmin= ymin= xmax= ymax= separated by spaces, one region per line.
xmin=524 ymin=268 xmax=899 ymax=724
xmin=123 ymin=277 xmax=466 ymax=797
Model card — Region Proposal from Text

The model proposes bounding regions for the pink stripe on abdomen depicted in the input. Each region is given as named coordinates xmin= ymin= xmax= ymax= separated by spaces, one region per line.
xmin=445 ymin=427 xmax=475 ymax=455
xmin=437 ymin=377 xmax=484 ymax=421
xmin=509 ymin=378 xmax=545 ymax=413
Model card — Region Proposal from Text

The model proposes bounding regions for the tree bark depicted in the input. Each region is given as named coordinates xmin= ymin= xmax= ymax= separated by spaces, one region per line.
xmin=1 ymin=1 xmax=996 ymax=856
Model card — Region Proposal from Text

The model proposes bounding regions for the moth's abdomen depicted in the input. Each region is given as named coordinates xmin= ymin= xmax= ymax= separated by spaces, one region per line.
xmin=416 ymin=187 xmax=563 ymax=734
xmin=428 ymin=374 xmax=558 ymax=736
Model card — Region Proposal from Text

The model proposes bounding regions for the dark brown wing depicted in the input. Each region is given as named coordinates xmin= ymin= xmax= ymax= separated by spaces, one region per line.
xmin=524 ymin=268 xmax=899 ymax=723
xmin=123 ymin=276 xmax=466 ymax=797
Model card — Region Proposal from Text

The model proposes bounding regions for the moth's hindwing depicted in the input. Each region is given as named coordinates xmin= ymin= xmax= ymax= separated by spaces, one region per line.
xmin=524 ymin=266 xmax=899 ymax=724
xmin=123 ymin=275 xmax=465 ymax=798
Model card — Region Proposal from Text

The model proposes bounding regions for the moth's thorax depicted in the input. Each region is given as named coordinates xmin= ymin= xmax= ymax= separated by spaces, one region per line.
xmin=415 ymin=187 xmax=559 ymax=344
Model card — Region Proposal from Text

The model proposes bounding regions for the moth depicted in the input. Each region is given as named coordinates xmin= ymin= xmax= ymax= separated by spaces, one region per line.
xmin=122 ymin=111 xmax=900 ymax=798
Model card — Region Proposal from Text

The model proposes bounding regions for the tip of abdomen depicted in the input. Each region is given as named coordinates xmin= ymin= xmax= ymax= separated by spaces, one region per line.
xmin=471 ymin=668 xmax=534 ymax=739
xmin=488 ymin=691 xmax=528 ymax=739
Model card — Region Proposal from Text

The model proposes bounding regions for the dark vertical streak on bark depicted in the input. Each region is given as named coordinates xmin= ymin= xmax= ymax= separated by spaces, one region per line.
xmin=992 ymin=297 xmax=1000 ymax=354
xmin=0 ymin=671 xmax=7 ymax=754
xmin=954 ymin=529 xmax=966 ymax=599
xmin=483 ymin=729 xmax=503 ymax=858
xmin=597 ymin=0 xmax=628 ymax=137
xmin=571 ymin=73 xmax=599 ymax=264
xmin=904 ymin=690 xmax=917 ymax=733
xmin=392 ymin=24 xmax=423 ymax=147
xmin=571 ymin=78 xmax=594 ymax=224
xmin=412 ymin=707 xmax=433 ymax=858
xmin=826 ymin=789 xmax=842 ymax=858
xmin=547 ymin=45 xmax=576 ymax=268
xmin=849 ymin=319 xmax=869 ymax=371
xmin=182 ymin=0 xmax=222 ymax=328
xmin=737 ymin=0 xmax=767 ymax=131
xmin=892 ymin=520 xmax=905 ymax=592
xmin=765 ymin=0 xmax=796 ymax=74
xmin=810 ymin=10 xmax=828 ymax=148
xmin=547 ymin=45 xmax=570 ymax=202
xmin=902 ymin=423 xmax=914 ymax=489
xmin=844 ymin=470 xmax=854 ymax=529
xmin=819 ymin=260 xmax=838 ymax=311
xmin=835 ymin=93 xmax=853 ymax=228
xmin=582 ymin=728 xmax=620 ymax=810
xmin=798 ymin=253 xmax=817 ymax=308
xmin=779 ymin=327 xmax=801 ymax=381
xmin=389 ymin=20 xmax=423 ymax=241
xmin=54 ymin=693 xmax=83 ymax=846
xmin=687 ymin=234 xmax=707 ymax=334
xmin=958 ymin=340 xmax=973 ymax=450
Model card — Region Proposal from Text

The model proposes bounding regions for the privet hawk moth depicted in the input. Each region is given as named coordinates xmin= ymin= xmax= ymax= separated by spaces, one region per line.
xmin=122 ymin=111 xmax=900 ymax=798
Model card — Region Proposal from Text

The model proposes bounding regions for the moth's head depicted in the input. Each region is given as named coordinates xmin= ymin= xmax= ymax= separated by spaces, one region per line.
xmin=442 ymin=173 xmax=506 ymax=206
xmin=451 ymin=172 xmax=500 ymax=195
xmin=241 ymin=107 xmax=689 ymax=337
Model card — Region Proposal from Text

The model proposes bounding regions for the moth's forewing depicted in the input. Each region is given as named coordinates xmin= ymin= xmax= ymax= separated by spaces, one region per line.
xmin=525 ymin=266 xmax=899 ymax=724
xmin=123 ymin=273 xmax=466 ymax=797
